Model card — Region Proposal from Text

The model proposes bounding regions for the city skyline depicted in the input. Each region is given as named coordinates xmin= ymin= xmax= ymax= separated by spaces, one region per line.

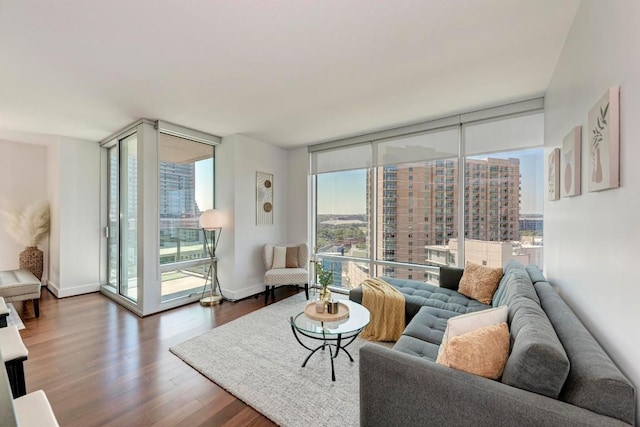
xmin=317 ymin=148 xmax=543 ymax=216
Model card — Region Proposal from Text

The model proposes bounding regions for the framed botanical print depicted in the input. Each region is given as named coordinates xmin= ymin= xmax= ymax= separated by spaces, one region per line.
xmin=588 ymin=87 xmax=620 ymax=192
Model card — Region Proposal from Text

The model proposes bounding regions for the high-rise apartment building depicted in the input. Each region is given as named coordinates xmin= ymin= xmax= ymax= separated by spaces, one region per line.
xmin=376 ymin=157 xmax=520 ymax=276
xmin=159 ymin=162 xmax=199 ymax=218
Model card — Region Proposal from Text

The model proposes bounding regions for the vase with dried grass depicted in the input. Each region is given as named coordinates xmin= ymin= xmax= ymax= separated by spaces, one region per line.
xmin=2 ymin=202 xmax=50 ymax=280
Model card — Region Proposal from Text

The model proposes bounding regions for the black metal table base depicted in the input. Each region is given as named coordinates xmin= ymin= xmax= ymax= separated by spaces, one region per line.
xmin=290 ymin=318 xmax=361 ymax=381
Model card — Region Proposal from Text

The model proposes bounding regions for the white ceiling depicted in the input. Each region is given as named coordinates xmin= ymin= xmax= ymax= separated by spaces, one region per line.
xmin=0 ymin=0 xmax=578 ymax=149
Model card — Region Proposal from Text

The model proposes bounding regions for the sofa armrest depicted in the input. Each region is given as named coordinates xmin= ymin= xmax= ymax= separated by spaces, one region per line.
xmin=360 ymin=344 xmax=631 ymax=427
xmin=438 ymin=266 xmax=464 ymax=290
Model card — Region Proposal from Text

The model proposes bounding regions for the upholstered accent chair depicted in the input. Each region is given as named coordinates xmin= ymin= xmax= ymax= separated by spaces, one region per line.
xmin=263 ymin=243 xmax=309 ymax=305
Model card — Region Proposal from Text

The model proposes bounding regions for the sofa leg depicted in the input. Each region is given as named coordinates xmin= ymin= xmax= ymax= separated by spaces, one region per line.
xmin=304 ymin=283 xmax=309 ymax=300
xmin=33 ymin=299 xmax=40 ymax=318
xmin=5 ymin=358 xmax=27 ymax=398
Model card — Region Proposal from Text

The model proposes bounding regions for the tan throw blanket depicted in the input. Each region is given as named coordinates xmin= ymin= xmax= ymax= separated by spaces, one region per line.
xmin=359 ymin=278 xmax=405 ymax=342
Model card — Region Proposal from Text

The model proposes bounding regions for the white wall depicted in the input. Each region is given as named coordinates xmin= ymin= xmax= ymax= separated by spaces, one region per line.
xmin=1 ymin=129 xmax=300 ymax=304
xmin=217 ymin=134 xmax=290 ymax=300
xmin=0 ymin=140 xmax=49 ymax=278
xmin=0 ymin=135 xmax=100 ymax=298
xmin=47 ymin=138 xmax=101 ymax=297
xmin=544 ymin=1 xmax=640 ymax=423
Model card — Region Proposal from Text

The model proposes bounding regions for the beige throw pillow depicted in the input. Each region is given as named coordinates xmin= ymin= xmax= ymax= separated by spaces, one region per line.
xmin=458 ymin=262 xmax=503 ymax=304
xmin=437 ymin=322 xmax=510 ymax=380
xmin=285 ymin=246 xmax=299 ymax=268
xmin=438 ymin=305 xmax=508 ymax=360
xmin=272 ymin=246 xmax=287 ymax=269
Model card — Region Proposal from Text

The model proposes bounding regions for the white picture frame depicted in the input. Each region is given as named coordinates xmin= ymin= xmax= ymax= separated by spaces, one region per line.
xmin=561 ymin=126 xmax=581 ymax=197
xmin=256 ymin=171 xmax=273 ymax=225
xmin=548 ymin=148 xmax=560 ymax=201
xmin=587 ymin=87 xmax=620 ymax=192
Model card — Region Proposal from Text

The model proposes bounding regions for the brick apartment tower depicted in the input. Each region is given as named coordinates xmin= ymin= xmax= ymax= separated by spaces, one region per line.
xmin=374 ymin=158 xmax=520 ymax=279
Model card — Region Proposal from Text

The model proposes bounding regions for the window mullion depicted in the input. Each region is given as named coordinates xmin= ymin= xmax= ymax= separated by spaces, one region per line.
xmin=458 ymin=123 xmax=466 ymax=267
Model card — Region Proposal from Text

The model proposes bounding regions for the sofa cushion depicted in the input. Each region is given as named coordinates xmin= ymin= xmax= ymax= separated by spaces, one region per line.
xmin=350 ymin=277 xmax=490 ymax=324
xmin=402 ymin=307 xmax=459 ymax=345
xmin=264 ymin=268 xmax=308 ymax=286
xmin=458 ymin=262 xmax=503 ymax=304
xmin=0 ymin=269 xmax=41 ymax=300
xmin=524 ymin=264 xmax=547 ymax=284
xmin=492 ymin=265 xmax=539 ymax=308
xmin=392 ymin=335 xmax=439 ymax=361
xmin=438 ymin=266 xmax=464 ymax=290
xmin=501 ymin=297 xmax=570 ymax=399
xmin=535 ymin=282 xmax=635 ymax=425
xmin=437 ymin=322 xmax=510 ymax=380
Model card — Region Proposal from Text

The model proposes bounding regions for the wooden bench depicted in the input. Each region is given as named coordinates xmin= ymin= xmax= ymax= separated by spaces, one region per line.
xmin=0 ymin=269 xmax=42 ymax=317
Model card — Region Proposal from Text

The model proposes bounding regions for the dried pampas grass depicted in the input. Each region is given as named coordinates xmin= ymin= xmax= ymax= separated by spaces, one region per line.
xmin=2 ymin=201 xmax=50 ymax=247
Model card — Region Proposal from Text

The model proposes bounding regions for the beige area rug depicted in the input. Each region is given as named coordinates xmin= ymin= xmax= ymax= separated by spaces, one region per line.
xmin=6 ymin=303 xmax=25 ymax=330
xmin=170 ymin=293 xmax=371 ymax=427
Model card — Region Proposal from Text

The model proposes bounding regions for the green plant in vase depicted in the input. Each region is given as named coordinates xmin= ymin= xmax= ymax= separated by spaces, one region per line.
xmin=316 ymin=262 xmax=333 ymax=304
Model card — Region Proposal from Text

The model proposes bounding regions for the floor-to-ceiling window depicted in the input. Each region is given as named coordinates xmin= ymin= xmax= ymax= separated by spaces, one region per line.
xmin=462 ymin=112 xmax=544 ymax=268
xmin=100 ymin=120 xmax=220 ymax=316
xmin=374 ymin=128 xmax=459 ymax=282
xmin=313 ymin=144 xmax=371 ymax=289
xmin=311 ymin=100 xmax=544 ymax=290
xmin=316 ymin=169 xmax=370 ymax=288
xmin=158 ymin=133 xmax=215 ymax=302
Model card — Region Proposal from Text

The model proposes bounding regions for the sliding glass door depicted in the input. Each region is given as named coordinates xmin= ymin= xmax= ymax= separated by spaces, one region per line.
xmin=101 ymin=120 xmax=220 ymax=316
xmin=107 ymin=145 xmax=119 ymax=291
xmin=105 ymin=132 xmax=139 ymax=302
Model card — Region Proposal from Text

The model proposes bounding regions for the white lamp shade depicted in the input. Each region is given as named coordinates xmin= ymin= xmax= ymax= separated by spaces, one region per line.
xmin=199 ymin=209 xmax=223 ymax=230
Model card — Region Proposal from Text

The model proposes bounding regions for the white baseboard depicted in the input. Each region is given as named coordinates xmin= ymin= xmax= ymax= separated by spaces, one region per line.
xmin=223 ymin=283 xmax=266 ymax=301
xmin=46 ymin=281 xmax=301 ymax=301
xmin=223 ymin=283 xmax=311 ymax=301
xmin=47 ymin=281 xmax=101 ymax=298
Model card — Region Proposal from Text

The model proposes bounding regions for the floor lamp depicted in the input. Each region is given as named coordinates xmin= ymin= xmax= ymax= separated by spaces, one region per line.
xmin=199 ymin=209 xmax=225 ymax=306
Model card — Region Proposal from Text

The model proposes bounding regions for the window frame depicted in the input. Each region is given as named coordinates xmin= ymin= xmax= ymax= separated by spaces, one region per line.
xmin=310 ymin=104 xmax=544 ymax=290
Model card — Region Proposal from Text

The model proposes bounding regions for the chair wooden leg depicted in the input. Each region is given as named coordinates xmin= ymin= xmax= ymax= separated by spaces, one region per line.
xmin=33 ymin=299 xmax=40 ymax=317
xmin=304 ymin=283 xmax=309 ymax=300
xmin=271 ymin=286 xmax=276 ymax=302
xmin=264 ymin=286 xmax=270 ymax=305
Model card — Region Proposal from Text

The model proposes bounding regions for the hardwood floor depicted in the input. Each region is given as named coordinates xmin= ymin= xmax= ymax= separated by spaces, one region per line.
xmin=14 ymin=286 xmax=302 ymax=426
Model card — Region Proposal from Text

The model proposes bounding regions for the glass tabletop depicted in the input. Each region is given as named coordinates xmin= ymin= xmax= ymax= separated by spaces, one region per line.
xmin=291 ymin=299 xmax=370 ymax=336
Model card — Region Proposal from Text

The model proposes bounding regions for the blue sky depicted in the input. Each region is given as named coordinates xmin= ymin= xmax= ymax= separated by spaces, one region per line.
xmin=195 ymin=160 xmax=214 ymax=210
xmin=317 ymin=148 xmax=544 ymax=215
xmin=317 ymin=169 xmax=367 ymax=215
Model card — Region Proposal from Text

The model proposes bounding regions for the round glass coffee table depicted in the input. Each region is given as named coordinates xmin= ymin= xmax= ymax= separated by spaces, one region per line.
xmin=289 ymin=299 xmax=370 ymax=381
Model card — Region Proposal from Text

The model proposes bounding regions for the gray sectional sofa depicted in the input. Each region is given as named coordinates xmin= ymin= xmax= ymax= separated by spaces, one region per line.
xmin=351 ymin=261 xmax=636 ymax=426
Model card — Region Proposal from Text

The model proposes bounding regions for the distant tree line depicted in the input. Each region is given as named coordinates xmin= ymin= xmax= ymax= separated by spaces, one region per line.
xmin=316 ymin=223 xmax=367 ymax=249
